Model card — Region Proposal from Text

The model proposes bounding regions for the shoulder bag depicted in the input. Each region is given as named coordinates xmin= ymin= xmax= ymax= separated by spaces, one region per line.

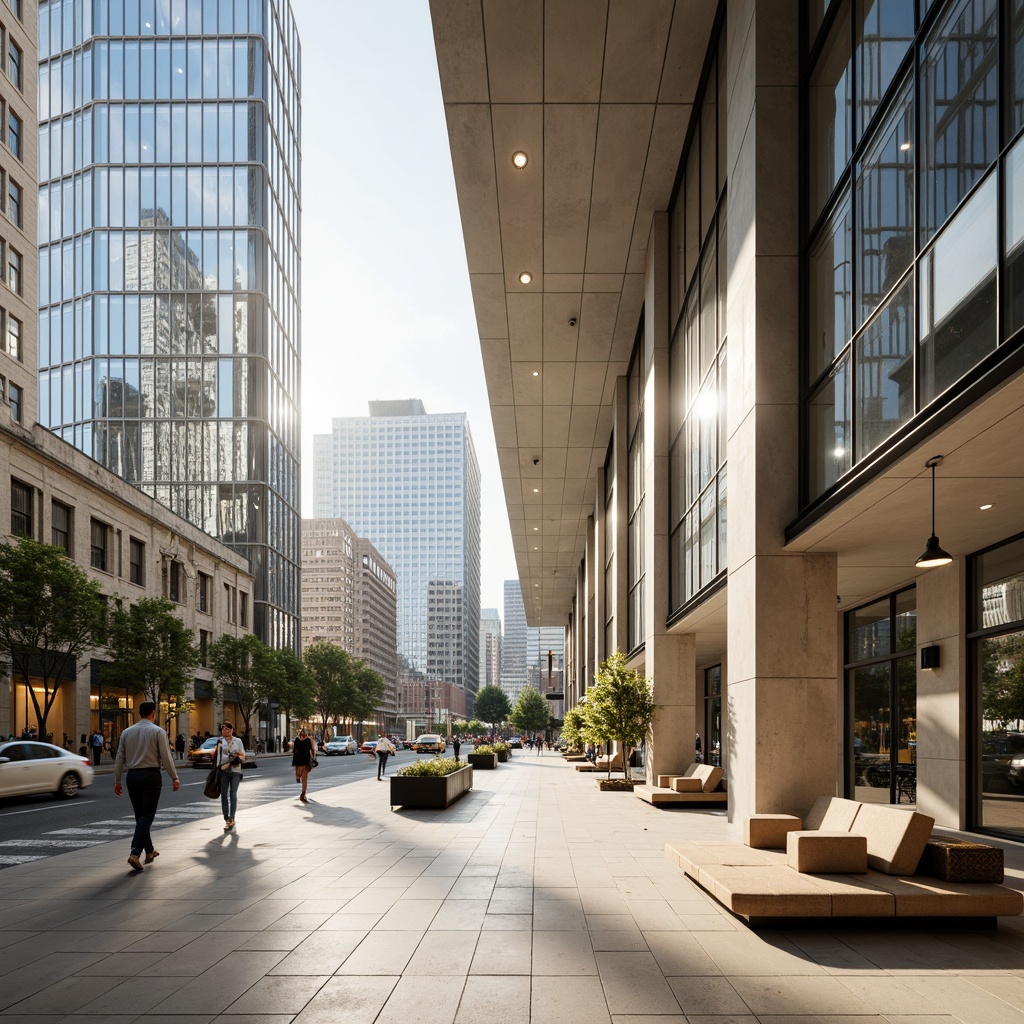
xmin=203 ymin=744 xmax=223 ymax=798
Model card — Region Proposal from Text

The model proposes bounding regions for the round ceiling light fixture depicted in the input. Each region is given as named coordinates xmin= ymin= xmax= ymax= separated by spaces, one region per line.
xmin=512 ymin=151 xmax=528 ymax=169
xmin=519 ymin=271 xmax=533 ymax=285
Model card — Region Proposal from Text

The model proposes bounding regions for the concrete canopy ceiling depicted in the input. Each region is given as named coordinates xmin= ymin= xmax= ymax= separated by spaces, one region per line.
xmin=431 ymin=0 xmax=715 ymax=624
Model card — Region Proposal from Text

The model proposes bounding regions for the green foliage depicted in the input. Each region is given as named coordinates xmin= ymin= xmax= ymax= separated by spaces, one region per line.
xmin=303 ymin=641 xmax=354 ymax=737
xmin=395 ymin=757 xmax=463 ymax=777
xmin=510 ymin=686 xmax=551 ymax=735
xmin=472 ymin=744 xmax=496 ymax=756
xmin=585 ymin=651 xmax=656 ymax=780
xmin=104 ymin=597 xmax=199 ymax=724
xmin=209 ymin=633 xmax=284 ymax=743
xmin=561 ymin=704 xmax=587 ymax=752
xmin=493 ymin=741 xmax=509 ymax=754
xmin=0 ymin=538 xmax=105 ymax=738
xmin=982 ymin=632 xmax=1024 ymax=730
xmin=473 ymin=685 xmax=511 ymax=735
xmin=271 ymin=647 xmax=316 ymax=721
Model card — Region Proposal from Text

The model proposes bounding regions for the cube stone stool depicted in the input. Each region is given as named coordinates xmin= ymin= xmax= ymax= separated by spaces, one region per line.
xmin=787 ymin=830 xmax=868 ymax=874
xmin=745 ymin=814 xmax=802 ymax=849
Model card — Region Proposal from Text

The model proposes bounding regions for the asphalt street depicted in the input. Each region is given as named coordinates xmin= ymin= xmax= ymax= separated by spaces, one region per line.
xmin=0 ymin=747 xmax=417 ymax=868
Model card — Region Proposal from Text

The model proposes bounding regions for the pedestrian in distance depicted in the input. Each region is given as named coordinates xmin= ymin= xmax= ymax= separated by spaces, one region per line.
xmin=113 ymin=701 xmax=180 ymax=872
xmin=215 ymin=722 xmax=245 ymax=830
xmin=90 ymin=729 xmax=104 ymax=765
xmin=452 ymin=734 xmax=461 ymax=762
xmin=175 ymin=732 xmax=186 ymax=761
xmin=292 ymin=728 xmax=314 ymax=803
xmin=375 ymin=733 xmax=396 ymax=780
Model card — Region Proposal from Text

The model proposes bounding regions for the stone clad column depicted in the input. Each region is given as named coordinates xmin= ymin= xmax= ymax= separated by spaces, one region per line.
xmin=643 ymin=212 xmax=698 ymax=780
xmin=725 ymin=1 xmax=838 ymax=821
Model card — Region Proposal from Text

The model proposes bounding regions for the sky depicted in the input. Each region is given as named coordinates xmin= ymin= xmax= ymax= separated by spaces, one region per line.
xmin=291 ymin=1 xmax=517 ymax=615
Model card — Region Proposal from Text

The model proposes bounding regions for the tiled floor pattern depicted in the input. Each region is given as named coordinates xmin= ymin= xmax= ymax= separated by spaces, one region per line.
xmin=0 ymin=756 xmax=1023 ymax=1023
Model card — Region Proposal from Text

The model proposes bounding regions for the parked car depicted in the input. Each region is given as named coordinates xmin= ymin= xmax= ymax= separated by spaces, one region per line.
xmin=401 ymin=738 xmax=414 ymax=750
xmin=509 ymin=736 xmax=523 ymax=749
xmin=983 ymin=734 xmax=1024 ymax=792
xmin=0 ymin=741 xmax=94 ymax=799
xmin=360 ymin=739 xmax=378 ymax=754
xmin=412 ymin=734 xmax=446 ymax=753
xmin=325 ymin=736 xmax=358 ymax=755
xmin=189 ymin=737 xmax=257 ymax=769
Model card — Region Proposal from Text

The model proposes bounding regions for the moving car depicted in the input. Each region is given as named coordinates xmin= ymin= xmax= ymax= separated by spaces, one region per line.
xmin=509 ymin=736 xmax=523 ymax=749
xmin=360 ymin=739 xmax=378 ymax=754
xmin=0 ymin=740 xmax=94 ymax=799
xmin=325 ymin=736 xmax=358 ymax=755
xmin=412 ymin=734 xmax=445 ymax=753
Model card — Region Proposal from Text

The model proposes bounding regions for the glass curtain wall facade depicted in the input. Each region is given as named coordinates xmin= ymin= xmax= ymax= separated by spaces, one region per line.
xmin=36 ymin=0 xmax=301 ymax=650
xmin=669 ymin=32 xmax=728 ymax=615
xmin=803 ymin=0 xmax=1024 ymax=504
xmin=626 ymin=333 xmax=644 ymax=652
xmin=970 ymin=533 xmax=1024 ymax=839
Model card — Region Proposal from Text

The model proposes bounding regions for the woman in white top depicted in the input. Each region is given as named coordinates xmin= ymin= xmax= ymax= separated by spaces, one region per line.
xmin=216 ymin=722 xmax=245 ymax=830
xmin=375 ymin=733 xmax=396 ymax=780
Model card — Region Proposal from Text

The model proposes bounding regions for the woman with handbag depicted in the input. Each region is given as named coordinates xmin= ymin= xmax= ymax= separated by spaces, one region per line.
xmin=291 ymin=728 xmax=315 ymax=803
xmin=216 ymin=722 xmax=245 ymax=830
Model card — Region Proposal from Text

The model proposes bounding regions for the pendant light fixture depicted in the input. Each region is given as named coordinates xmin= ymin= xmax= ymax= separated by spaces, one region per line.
xmin=915 ymin=455 xmax=953 ymax=569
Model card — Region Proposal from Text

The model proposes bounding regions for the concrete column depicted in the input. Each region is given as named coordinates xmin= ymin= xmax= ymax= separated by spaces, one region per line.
xmin=915 ymin=559 xmax=966 ymax=829
xmin=725 ymin=0 xmax=839 ymax=821
xmin=642 ymin=211 xmax=698 ymax=780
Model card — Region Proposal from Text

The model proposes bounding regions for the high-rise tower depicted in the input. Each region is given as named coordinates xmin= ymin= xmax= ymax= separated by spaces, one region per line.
xmin=36 ymin=0 xmax=302 ymax=650
xmin=314 ymin=400 xmax=481 ymax=695
xmin=500 ymin=579 xmax=527 ymax=703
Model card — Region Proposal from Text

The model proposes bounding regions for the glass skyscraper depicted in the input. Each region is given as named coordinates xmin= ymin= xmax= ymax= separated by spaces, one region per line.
xmin=313 ymin=400 xmax=481 ymax=695
xmin=36 ymin=0 xmax=301 ymax=650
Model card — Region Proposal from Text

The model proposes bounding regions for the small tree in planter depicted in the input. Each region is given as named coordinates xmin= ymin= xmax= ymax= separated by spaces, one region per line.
xmin=586 ymin=652 xmax=655 ymax=781
xmin=561 ymin=705 xmax=587 ymax=753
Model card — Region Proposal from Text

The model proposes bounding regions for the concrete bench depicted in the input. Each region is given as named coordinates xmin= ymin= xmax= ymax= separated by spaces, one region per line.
xmin=636 ymin=763 xmax=726 ymax=806
xmin=662 ymin=796 xmax=1023 ymax=925
xmin=575 ymin=752 xmax=623 ymax=773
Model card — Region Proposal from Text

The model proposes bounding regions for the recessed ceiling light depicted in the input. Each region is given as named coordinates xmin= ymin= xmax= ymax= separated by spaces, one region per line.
xmin=512 ymin=151 xmax=528 ymax=169
xmin=532 ymin=370 xmax=539 ymax=377
xmin=519 ymin=271 xmax=533 ymax=285
xmin=980 ymin=503 xmax=993 ymax=510
xmin=533 ymin=527 xmax=539 ymax=531
xmin=533 ymin=488 xmax=539 ymax=493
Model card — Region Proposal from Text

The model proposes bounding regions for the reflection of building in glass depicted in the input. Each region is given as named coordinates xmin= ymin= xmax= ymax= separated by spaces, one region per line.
xmin=36 ymin=2 xmax=301 ymax=651
xmin=314 ymin=400 xmax=482 ymax=700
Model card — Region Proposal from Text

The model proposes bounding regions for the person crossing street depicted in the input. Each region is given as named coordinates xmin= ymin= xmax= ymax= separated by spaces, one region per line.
xmin=375 ymin=733 xmax=396 ymax=779
xmin=113 ymin=702 xmax=179 ymax=872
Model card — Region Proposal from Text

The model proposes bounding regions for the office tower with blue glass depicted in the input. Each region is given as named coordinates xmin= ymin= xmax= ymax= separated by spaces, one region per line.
xmin=313 ymin=400 xmax=481 ymax=697
xmin=36 ymin=0 xmax=301 ymax=650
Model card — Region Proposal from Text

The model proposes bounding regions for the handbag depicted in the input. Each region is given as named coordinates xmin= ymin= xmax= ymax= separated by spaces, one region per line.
xmin=203 ymin=764 xmax=221 ymax=799
xmin=309 ymin=757 xmax=319 ymax=769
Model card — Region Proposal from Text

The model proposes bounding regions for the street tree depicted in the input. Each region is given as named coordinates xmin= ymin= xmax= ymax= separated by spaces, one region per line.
xmin=585 ymin=651 xmax=655 ymax=780
xmin=353 ymin=662 xmax=385 ymax=734
xmin=209 ymin=633 xmax=284 ymax=746
xmin=104 ymin=597 xmax=200 ymax=728
xmin=560 ymin=704 xmax=587 ymax=752
xmin=510 ymin=686 xmax=551 ymax=742
xmin=272 ymin=647 xmax=316 ymax=736
xmin=0 ymin=537 xmax=105 ymax=742
xmin=304 ymin=641 xmax=354 ymax=740
xmin=473 ymin=684 xmax=511 ymax=739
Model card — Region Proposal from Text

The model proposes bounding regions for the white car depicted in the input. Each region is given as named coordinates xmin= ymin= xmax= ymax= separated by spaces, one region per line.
xmin=325 ymin=735 xmax=357 ymax=755
xmin=0 ymin=740 xmax=94 ymax=799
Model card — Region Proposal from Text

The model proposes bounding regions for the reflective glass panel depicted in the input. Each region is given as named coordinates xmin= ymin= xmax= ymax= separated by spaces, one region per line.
xmin=808 ymin=190 xmax=853 ymax=382
xmin=978 ymin=631 xmax=1024 ymax=837
xmin=808 ymin=355 xmax=851 ymax=498
xmin=1004 ymin=134 xmax=1024 ymax=337
xmin=809 ymin=0 xmax=852 ymax=222
xmin=856 ymin=0 xmax=915 ymax=139
xmin=919 ymin=172 xmax=997 ymax=404
xmin=973 ymin=536 xmax=1024 ymax=630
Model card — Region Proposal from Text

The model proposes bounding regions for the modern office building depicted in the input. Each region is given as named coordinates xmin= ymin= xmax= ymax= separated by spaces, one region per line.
xmin=300 ymin=517 xmax=398 ymax=725
xmin=432 ymin=0 xmax=1024 ymax=842
xmin=36 ymin=0 xmax=302 ymax=651
xmin=313 ymin=399 xmax=482 ymax=697
xmin=500 ymin=578 xmax=527 ymax=702
xmin=479 ymin=606 xmax=501 ymax=689
xmin=527 ymin=624 xmax=565 ymax=676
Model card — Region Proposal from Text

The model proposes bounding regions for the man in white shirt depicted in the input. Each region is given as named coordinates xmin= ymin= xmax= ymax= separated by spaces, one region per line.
xmin=113 ymin=701 xmax=180 ymax=871
xmin=376 ymin=733 xmax=396 ymax=780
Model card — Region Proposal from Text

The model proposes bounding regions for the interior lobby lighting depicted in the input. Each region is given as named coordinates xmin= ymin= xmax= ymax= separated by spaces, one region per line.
xmin=512 ymin=151 xmax=528 ymax=169
xmin=519 ymin=271 xmax=533 ymax=284
xmin=915 ymin=456 xmax=953 ymax=569
xmin=900 ymin=140 xmax=911 ymax=151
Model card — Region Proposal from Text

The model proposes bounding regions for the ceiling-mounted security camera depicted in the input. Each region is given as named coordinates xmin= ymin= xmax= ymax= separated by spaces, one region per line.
xmin=532 ymin=458 xmax=540 ymax=465
xmin=568 ymin=317 xmax=577 ymax=328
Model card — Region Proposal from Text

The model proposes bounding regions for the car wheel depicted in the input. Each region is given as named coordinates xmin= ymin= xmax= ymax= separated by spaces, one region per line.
xmin=56 ymin=772 xmax=81 ymax=799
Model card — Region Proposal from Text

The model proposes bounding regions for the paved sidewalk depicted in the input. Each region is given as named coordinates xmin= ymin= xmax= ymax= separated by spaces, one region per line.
xmin=2 ymin=755 xmax=1023 ymax=1024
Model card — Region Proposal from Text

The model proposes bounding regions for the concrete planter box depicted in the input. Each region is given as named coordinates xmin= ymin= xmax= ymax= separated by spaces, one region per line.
xmin=496 ymin=749 xmax=509 ymax=762
xmin=467 ymin=752 xmax=498 ymax=770
xmin=390 ymin=764 xmax=473 ymax=809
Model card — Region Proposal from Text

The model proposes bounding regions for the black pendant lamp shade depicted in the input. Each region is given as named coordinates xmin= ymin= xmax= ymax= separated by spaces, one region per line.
xmin=915 ymin=456 xmax=953 ymax=569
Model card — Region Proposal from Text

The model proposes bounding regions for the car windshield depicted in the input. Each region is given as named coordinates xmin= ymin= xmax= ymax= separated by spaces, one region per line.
xmin=201 ymin=738 xmax=218 ymax=748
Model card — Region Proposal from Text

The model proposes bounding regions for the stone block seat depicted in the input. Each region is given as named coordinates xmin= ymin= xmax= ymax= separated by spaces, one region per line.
xmin=575 ymin=752 xmax=624 ymax=773
xmin=664 ymin=796 xmax=1023 ymax=926
xmin=634 ymin=763 xmax=727 ymax=806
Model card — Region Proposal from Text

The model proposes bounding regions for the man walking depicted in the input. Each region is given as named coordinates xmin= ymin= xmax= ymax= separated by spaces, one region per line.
xmin=375 ymin=733 xmax=396 ymax=780
xmin=90 ymin=729 xmax=104 ymax=765
xmin=113 ymin=702 xmax=179 ymax=872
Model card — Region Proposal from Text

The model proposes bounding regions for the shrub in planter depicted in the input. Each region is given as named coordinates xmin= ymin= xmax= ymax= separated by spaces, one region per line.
xmin=493 ymin=742 xmax=510 ymax=762
xmin=468 ymin=745 xmax=498 ymax=770
xmin=390 ymin=757 xmax=472 ymax=809
xmin=596 ymin=778 xmax=642 ymax=791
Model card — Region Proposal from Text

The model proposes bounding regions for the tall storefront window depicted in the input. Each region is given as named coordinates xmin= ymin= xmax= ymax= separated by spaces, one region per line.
xmin=627 ymin=335 xmax=644 ymax=653
xmin=669 ymin=30 xmax=728 ymax=614
xmin=803 ymin=0 xmax=1019 ymax=505
xmin=704 ymin=664 xmax=723 ymax=768
xmin=970 ymin=533 xmax=1024 ymax=838
xmin=603 ymin=440 xmax=615 ymax=660
xmin=846 ymin=588 xmax=917 ymax=805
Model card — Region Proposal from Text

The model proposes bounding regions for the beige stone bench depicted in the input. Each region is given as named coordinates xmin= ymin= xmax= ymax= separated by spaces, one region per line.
xmin=636 ymin=763 xmax=726 ymax=806
xmin=575 ymin=752 xmax=623 ymax=772
xmin=663 ymin=796 xmax=1023 ymax=925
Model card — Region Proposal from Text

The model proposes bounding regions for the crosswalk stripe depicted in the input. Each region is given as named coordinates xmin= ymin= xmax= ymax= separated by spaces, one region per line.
xmin=0 ymin=839 xmax=109 ymax=848
xmin=0 ymin=855 xmax=46 ymax=864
